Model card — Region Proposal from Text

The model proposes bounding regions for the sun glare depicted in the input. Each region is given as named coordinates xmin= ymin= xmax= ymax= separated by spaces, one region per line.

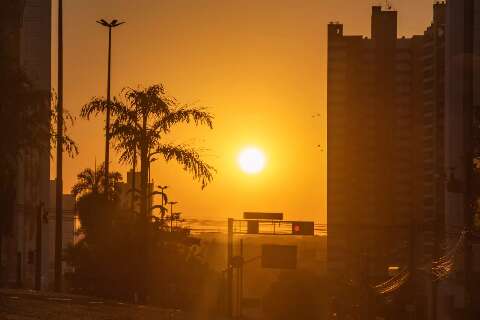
xmin=238 ymin=147 xmax=266 ymax=174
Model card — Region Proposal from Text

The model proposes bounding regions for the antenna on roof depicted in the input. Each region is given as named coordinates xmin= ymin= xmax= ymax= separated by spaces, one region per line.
xmin=385 ymin=0 xmax=393 ymax=10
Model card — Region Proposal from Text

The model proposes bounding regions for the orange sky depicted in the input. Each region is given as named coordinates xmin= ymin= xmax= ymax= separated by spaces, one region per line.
xmin=52 ymin=0 xmax=434 ymax=222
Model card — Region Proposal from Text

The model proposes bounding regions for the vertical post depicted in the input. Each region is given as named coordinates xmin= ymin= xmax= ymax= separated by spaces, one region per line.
xmin=55 ymin=0 xmax=64 ymax=293
xmin=463 ymin=1 xmax=474 ymax=319
xmin=227 ymin=218 xmax=234 ymax=318
xmin=431 ymin=8 xmax=441 ymax=319
xmin=131 ymin=153 xmax=136 ymax=211
xmin=238 ymin=238 xmax=244 ymax=319
xmin=0 ymin=231 xmax=2 ymax=287
xmin=104 ymin=25 xmax=112 ymax=197
xmin=409 ymin=215 xmax=417 ymax=319
xmin=363 ymin=249 xmax=371 ymax=320
xmin=16 ymin=252 xmax=22 ymax=288
xmin=170 ymin=202 xmax=174 ymax=231
xmin=35 ymin=203 xmax=43 ymax=290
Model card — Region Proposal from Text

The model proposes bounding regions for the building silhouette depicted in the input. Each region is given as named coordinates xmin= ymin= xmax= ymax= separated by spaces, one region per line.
xmin=117 ymin=170 xmax=154 ymax=214
xmin=0 ymin=0 xmax=51 ymax=289
xmin=442 ymin=0 xmax=480 ymax=319
xmin=328 ymin=4 xmax=421 ymax=278
xmin=327 ymin=3 xmax=449 ymax=319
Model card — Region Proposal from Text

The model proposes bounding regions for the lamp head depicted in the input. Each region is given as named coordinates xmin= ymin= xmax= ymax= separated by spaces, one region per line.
xmin=96 ymin=19 xmax=125 ymax=28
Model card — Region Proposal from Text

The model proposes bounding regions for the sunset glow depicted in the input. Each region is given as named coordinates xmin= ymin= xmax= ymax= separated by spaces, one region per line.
xmin=237 ymin=147 xmax=266 ymax=174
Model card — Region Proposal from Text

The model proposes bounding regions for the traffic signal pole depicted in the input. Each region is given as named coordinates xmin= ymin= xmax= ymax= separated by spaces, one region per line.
xmin=238 ymin=238 xmax=244 ymax=319
xmin=35 ymin=203 xmax=44 ymax=290
xmin=227 ymin=218 xmax=233 ymax=318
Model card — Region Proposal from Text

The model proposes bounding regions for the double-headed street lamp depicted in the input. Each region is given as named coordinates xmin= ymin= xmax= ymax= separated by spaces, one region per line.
xmin=96 ymin=19 xmax=125 ymax=197
xmin=158 ymin=185 xmax=168 ymax=213
xmin=168 ymin=201 xmax=178 ymax=231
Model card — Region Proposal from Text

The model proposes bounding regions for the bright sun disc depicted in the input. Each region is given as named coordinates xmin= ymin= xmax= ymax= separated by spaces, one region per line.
xmin=238 ymin=147 xmax=266 ymax=174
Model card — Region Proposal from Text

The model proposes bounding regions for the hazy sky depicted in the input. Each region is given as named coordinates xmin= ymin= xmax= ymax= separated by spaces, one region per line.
xmin=52 ymin=0 xmax=434 ymax=222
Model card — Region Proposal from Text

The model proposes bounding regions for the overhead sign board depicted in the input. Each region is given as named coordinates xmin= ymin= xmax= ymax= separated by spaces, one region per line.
xmin=261 ymin=244 xmax=297 ymax=269
xmin=243 ymin=212 xmax=283 ymax=220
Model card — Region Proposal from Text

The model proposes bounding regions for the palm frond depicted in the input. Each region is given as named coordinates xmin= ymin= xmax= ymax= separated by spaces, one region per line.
xmin=152 ymin=107 xmax=214 ymax=135
xmin=154 ymin=144 xmax=216 ymax=189
xmin=80 ymin=97 xmax=108 ymax=120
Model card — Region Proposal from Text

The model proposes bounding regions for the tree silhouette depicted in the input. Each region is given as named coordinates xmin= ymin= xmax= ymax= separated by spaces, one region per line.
xmin=81 ymin=84 xmax=215 ymax=219
xmin=82 ymin=84 xmax=215 ymax=300
xmin=71 ymin=162 xmax=122 ymax=200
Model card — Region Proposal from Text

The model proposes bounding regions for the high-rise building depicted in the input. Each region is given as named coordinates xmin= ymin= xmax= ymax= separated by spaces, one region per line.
xmin=442 ymin=0 xmax=480 ymax=319
xmin=327 ymin=5 xmax=422 ymax=281
xmin=0 ymin=0 xmax=51 ymax=289
xmin=327 ymin=4 xmax=449 ymax=318
xmin=420 ymin=3 xmax=447 ymax=320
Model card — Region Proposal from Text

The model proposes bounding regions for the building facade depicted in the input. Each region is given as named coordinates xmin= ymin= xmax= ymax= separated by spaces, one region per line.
xmin=327 ymin=5 xmax=422 ymax=281
xmin=421 ymin=3 xmax=447 ymax=320
xmin=1 ymin=0 xmax=51 ymax=289
xmin=327 ymin=4 xmax=449 ymax=319
xmin=441 ymin=0 xmax=480 ymax=319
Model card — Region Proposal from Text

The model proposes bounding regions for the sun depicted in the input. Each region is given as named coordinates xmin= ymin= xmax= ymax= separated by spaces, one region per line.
xmin=237 ymin=147 xmax=266 ymax=174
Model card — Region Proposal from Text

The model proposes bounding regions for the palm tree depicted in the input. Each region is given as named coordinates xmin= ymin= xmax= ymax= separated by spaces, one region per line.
xmin=82 ymin=84 xmax=215 ymax=218
xmin=71 ymin=163 xmax=122 ymax=200
xmin=82 ymin=84 xmax=215 ymax=300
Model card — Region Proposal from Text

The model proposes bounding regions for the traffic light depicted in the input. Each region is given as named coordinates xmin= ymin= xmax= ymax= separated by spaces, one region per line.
xmin=291 ymin=221 xmax=314 ymax=235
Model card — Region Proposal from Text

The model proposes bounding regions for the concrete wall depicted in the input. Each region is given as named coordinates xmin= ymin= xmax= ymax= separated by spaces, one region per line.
xmin=5 ymin=0 xmax=52 ymax=289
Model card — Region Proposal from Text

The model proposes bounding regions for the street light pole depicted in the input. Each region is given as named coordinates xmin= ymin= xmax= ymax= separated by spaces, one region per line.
xmin=96 ymin=19 xmax=124 ymax=198
xmin=54 ymin=0 xmax=64 ymax=293
xmin=168 ymin=201 xmax=178 ymax=232
xmin=158 ymin=185 xmax=168 ymax=218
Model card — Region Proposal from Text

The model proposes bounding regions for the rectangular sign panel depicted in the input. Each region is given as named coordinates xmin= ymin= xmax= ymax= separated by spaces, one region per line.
xmin=291 ymin=221 xmax=315 ymax=235
xmin=243 ymin=212 xmax=283 ymax=220
xmin=261 ymin=244 xmax=297 ymax=269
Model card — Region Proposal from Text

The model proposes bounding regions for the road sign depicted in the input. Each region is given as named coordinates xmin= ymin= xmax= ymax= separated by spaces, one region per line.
xmin=261 ymin=244 xmax=297 ymax=269
xmin=247 ymin=220 xmax=259 ymax=234
xmin=292 ymin=221 xmax=315 ymax=235
xmin=243 ymin=212 xmax=283 ymax=220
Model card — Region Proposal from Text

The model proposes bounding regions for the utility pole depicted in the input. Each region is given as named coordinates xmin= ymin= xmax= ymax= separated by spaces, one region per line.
xmin=409 ymin=214 xmax=417 ymax=319
xmin=227 ymin=218 xmax=234 ymax=318
xmin=238 ymin=238 xmax=244 ymax=319
xmin=96 ymin=19 xmax=125 ymax=197
xmin=131 ymin=157 xmax=136 ymax=211
xmin=168 ymin=201 xmax=178 ymax=231
xmin=158 ymin=186 xmax=168 ymax=216
xmin=35 ymin=202 xmax=44 ymax=291
xmin=54 ymin=0 xmax=64 ymax=293
xmin=463 ymin=1 xmax=475 ymax=318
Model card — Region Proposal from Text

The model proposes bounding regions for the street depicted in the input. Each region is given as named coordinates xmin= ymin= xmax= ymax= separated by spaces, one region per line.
xmin=0 ymin=290 xmax=187 ymax=320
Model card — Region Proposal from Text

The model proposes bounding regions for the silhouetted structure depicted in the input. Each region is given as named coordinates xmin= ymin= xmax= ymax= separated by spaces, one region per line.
xmin=442 ymin=0 xmax=480 ymax=319
xmin=1 ymin=0 xmax=51 ymax=289
xmin=327 ymin=3 xmax=450 ymax=319
xmin=328 ymin=4 xmax=419 ymax=279
xmin=117 ymin=171 xmax=153 ymax=213
xmin=48 ymin=181 xmax=76 ymax=290
xmin=421 ymin=3 xmax=447 ymax=320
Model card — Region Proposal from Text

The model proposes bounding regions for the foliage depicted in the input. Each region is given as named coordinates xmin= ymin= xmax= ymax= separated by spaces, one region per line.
xmin=71 ymin=162 xmax=123 ymax=200
xmin=65 ymin=166 xmax=219 ymax=311
xmin=49 ymin=93 xmax=79 ymax=158
xmin=81 ymin=84 xmax=215 ymax=220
